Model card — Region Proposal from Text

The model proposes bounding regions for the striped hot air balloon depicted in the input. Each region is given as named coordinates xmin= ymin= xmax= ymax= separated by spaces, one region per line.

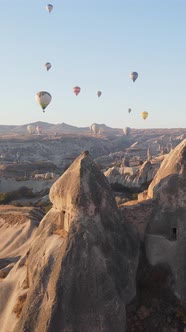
xmin=91 ymin=123 xmax=100 ymax=134
xmin=36 ymin=126 xmax=42 ymax=135
xmin=44 ymin=62 xmax=52 ymax=71
xmin=129 ymin=72 xmax=138 ymax=82
xmin=35 ymin=91 xmax=52 ymax=112
xmin=27 ymin=124 xmax=35 ymax=135
xmin=140 ymin=111 xmax=149 ymax=120
xmin=123 ymin=127 xmax=131 ymax=135
xmin=73 ymin=86 xmax=81 ymax=96
xmin=46 ymin=4 xmax=53 ymax=13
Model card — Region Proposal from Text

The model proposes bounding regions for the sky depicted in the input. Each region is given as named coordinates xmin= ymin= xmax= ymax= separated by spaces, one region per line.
xmin=0 ymin=0 xmax=186 ymax=129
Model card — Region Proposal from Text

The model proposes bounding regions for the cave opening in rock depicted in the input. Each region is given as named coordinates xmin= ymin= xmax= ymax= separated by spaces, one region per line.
xmin=170 ymin=227 xmax=177 ymax=240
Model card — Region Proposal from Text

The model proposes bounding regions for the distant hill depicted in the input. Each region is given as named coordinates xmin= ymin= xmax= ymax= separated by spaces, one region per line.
xmin=47 ymin=122 xmax=89 ymax=133
xmin=0 ymin=122 xmax=186 ymax=139
xmin=0 ymin=121 xmax=120 ymax=135
xmin=0 ymin=125 xmax=18 ymax=133
xmin=9 ymin=121 xmax=54 ymax=134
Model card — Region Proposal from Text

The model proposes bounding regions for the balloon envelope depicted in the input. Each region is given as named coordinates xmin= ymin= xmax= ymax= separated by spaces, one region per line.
xmin=36 ymin=126 xmax=42 ymax=135
xmin=97 ymin=91 xmax=102 ymax=98
xmin=129 ymin=72 xmax=138 ymax=82
xmin=27 ymin=124 xmax=35 ymax=134
xmin=73 ymin=86 xmax=81 ymax=96
xmin=128 ymin=108 xmax=132 ymax=113
xmin=91 ymin=123 xmax=99 ymax=134
xmin=35 ymin=91 xmax=52 ymax=112
xmin=140 ymin=111 xmax=149 ymax=120
xmin=46 ymin=4 xmax=53 ymax=13
xmin=44 ymin=62 xmax=52 ymax=71
xmin=123 ymin=127 xmax=131 ymax=135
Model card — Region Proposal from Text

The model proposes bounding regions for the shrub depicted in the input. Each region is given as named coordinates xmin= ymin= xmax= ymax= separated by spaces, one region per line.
xmin=0 ymin=187 xmax=35 ymax=205
xmin=39 ymin=202 xmax=52 ymax=214
xmin=17 ymin=187 xmax=35 ymax=198
xmin=132 ymin=193 xmax=138 ymax=200
xmin=0 ymin=192 xmax=11 ymax=204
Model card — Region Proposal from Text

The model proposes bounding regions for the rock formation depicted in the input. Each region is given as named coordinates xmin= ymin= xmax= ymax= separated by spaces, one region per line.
xmin=104 ymin=160 xmax=159 ymax=192
xmin=145 ymin=139 xmax=186 ymax=300
xmin=0 ymin=206 xmax=44 ymax=331
xmin=0 ymin=206 xmax=43 ymax=270
xmin=0 ymin=151 xmax=139 ymax=332
xmin=148 ymin=138 xmax=186 ymax=198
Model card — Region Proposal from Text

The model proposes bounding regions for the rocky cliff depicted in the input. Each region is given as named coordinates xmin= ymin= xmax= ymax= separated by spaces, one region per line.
xmin=0 ymin=151 xmax=139 ymax=332
xmin=104 ymin=160 xmax=159 ymax=192
xmin=145 ymin=139 xmax=186 ymax=300
xmin=148 ymin=138 xmax=186 ymax=198
xmin=0 ymin=206 xmax=44 ymax=331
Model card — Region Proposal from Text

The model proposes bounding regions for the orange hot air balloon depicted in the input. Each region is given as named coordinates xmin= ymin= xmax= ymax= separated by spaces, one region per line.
xmin=73 ymin=86 xmax=81 ymax=96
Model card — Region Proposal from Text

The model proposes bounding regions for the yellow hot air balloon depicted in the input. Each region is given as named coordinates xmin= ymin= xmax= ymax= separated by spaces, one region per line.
xmin=140 ymin=111 xmax=149 ymax=120
xmin=35 ymin=91 xmax=52 ymax=113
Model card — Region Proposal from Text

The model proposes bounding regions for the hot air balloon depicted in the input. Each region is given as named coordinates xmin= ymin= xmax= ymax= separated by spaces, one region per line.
xmin=91 ymin=123 xmax=100 ymax=134
xmin=36 ymin=125 xmax=42 ymax=135
xmin=123 ymin=127 xmax=131 ymax=136
xmin=73 ymin=86 xmax=81 ymax=96
xmin=35 ymin=91 xmax=52 ymax=112
xmin=140 ymin=111 xmax=149 ymax=120
xmin=27 ymin=124 xmax=35 ymax=135
xmin=44 ymin=62 xmax=52 ymax=71
xmin=46 ymin=4 xmax=53 ymax=13
xmin=129 ymin=72 xmax=138 ymax=82
xmin=97 ymin=91 xmax=102 ymax=98
xmin=128 ymin=108 xmax=132 ymax=113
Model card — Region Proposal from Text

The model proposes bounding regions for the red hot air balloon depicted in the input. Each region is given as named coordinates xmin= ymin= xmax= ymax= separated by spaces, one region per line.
xmin=73 ymin=86 xmax=81 ymax=96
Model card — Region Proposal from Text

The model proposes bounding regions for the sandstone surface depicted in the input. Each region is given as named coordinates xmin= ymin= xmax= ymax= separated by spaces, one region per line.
xmin=0 ymin=206 xmax=44 ymax=331
xmin=145 ymin=139 xmax=186 ymax=300
xmin=104 ymin=160 xmax=159 ymax=192
xmin=148 ymin=138 xmax=186 ymax=198
xmin=0 ymin=151 xmax=139 ymax=332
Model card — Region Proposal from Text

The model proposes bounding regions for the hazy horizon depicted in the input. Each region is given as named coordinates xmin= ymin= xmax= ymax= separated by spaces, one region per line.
xmin=1 ymin=120 xmax=186 ymax=132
